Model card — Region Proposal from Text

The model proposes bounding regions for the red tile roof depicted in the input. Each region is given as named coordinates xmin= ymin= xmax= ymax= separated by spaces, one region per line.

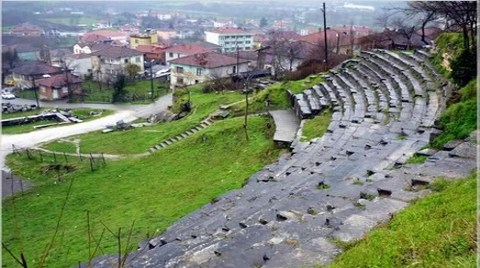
xmin=295 ymin=27 xmax=371 ymax=48
xmin=37 ymin=73 xmax=83 ymax=88
xmin=91 ymin=45 xmax=143 ymax=58
xmin=169 ymin=52 xmax=248 ymax=68
xmin=164 ymin=44 xmax=214 ymax=55
xmin=135 ymin=45 xmax=165 ymax=53
xmin=12 ymin=63 xmax=61 ymax=76
xmin=81 ymin=30 xmax=128 ymax=43
xmin=206 ymin=28 xmax=253 ymax=35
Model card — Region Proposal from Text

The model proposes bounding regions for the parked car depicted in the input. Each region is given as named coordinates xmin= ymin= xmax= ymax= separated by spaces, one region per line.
xmin=2 ymin=92 xmax=16 ymax=99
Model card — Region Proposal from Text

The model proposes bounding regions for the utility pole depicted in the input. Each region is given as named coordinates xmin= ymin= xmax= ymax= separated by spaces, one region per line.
xmin=236 ymin=37 xmax=239 ymax=74
xmin=149 ymin=60 xmax=154 ymax=101
xmin=323 ymin=2 xmax=328 ymax=65
xmin=32 ymin=77 xmax=40 ymax=108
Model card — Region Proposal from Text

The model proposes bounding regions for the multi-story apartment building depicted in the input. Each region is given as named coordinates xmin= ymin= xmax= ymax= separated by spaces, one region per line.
xmin=204 ymin=28 xmax=254 ymax=53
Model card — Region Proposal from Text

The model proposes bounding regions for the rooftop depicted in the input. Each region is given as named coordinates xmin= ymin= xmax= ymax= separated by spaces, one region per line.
xmin=165 ymin=44 xmax=214 ymax=55
xmin=11 ymin=63 xmax=61 ymax=76
xmin=37 ymin=73 xmax=83 ymax=88
xmin=91 ymin=45 xmax=143 ymax=58
xmin=169 ymin=52 xmax=248 ymax=68
xmin=206 ymin=28 xmax=253 ymax=35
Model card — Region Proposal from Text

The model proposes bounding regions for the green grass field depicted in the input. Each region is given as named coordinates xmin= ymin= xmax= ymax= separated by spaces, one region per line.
xmin=41 ymin=87 xmax=244 ymax=155
xmin=42 ymin=17 xmax=98 ymax=26
xmin=2 ymin=108 xmax=49 ymax=120
xmin=3 ymin=115 xmax=281 ymax=268
xmin=301 ymin=110 xmax=332 ymax=141
xmin=82 ymin=80 xmax=170 ymax=103
xmin=329 ymin=173 xmax=477 ymax=267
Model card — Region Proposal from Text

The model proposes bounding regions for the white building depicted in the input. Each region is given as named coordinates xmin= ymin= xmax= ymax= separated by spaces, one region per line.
xmin=164 ymin=44 xmax=215 ymax=64
xmin=205 ymin=28 xmax=254 ymax=53
xmin=169 ymin=52 xmax=249 ymax=89
xmin=64 ymin=54 xmax=93 ymax=79
xmin=90 ymin=46 xmax=144 ymax=82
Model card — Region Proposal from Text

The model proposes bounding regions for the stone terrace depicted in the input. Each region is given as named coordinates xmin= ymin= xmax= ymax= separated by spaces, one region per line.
xmin=88 ymin=50 xmax=476 ymax=267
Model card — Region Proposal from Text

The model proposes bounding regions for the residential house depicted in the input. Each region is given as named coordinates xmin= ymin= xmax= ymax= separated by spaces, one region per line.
xmin=169 ymin=52 xmax=249 ymax=89
xmin=73 ymin=41 xmax=121 ymax=55
xmin=10 ymin=23 xmax=44 ymax=36
xmin=295 ymin=26 xmax=372 ymax=55
xmin=80 ymin=30 xmax=129 ymax=45
xmin=135 ymin=44 xmax=170 ymax=64
xmin=91 ymin=45 xmax=144 ymax=82
xmin=226 ymin=50 xmax=260 ymax=69
xmin=164 ymin=44 xmax=216 ymax=64
xmin=129 ymin=32 xmax=158 ymax=49
xmin=119 ymin=24 xmax=141 ymax=35
xmin=157 ymin=29 xmax=177 ymax=40
xmin=49 ymin=48 xmax=73 ymax=67
xmin=37 ymin=73 xmax=83 ymax=101
xmin=11 ymin=62 xmax=62 ymax=89
xmin=205 ymin=28 xmax=254 ymax=53
xmin=359 ymin=29 xmax=432 ymax=50
xmin=64 ymin=53 xmax=93 ymax=79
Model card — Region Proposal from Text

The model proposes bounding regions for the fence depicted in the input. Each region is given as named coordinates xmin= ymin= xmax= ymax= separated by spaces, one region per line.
xmin=11 ymin=145 xmax=107 ymax=176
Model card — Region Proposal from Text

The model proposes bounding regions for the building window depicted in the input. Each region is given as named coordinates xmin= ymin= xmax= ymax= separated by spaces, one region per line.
xmin=232 ymin=66 xmax=236 ymax=74
xmin=176 ymin=66 xmax=184 ymax=73
xmin=245 ymin=47 xmax=251 ymax=50
xmin=195 ymin=80 xmax=199 ymax=84
xmin=246 ymin=41 xmax=251 ymax=44
xmin=135 ymin=57 xmax=140 ymax=63
xmin=196 ymin=68 xmax=203 ymax=76
xmin=177 ymin=77 xmax=184 ymax=84
xmin=135 ymin=39 xmax=138 ymax=43
xmin=169 ymin=52 xmax=173 ymax=57
xmin=124 ymin=59 xmax=129 ymax=63
xmin=177 ymin=53 xmax=181 ymax=57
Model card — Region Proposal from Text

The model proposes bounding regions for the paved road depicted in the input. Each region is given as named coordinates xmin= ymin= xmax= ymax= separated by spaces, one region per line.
xmin=1 ymin=94 xmax=172 ymax=168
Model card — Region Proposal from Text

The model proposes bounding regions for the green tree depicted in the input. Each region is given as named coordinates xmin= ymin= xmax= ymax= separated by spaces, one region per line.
xmin=124 ymin=64 xmax=141 ymax=80
xmin=2 ymin=48 xmax=19 ymax=69
xmin=112 ymin=74 xmax=127 ymax=103
xmin=259 ymin=17 xmax=267 ymax=28
xmin=450 ymin=48 xmax=477 ymax=87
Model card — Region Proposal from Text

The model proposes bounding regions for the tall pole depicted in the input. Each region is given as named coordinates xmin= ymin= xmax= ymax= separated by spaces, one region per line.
xmin=323 ymin=2 xmax=328 ymax=65
xmin=149 ymin=61 xmax=154 ymax=101
xmin=32 ymin=77 xmax=40 ymax=108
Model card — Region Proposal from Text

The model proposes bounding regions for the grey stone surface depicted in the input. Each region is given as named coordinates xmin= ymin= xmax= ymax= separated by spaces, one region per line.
xmin=269 ymin=110 xmax=300 ymax=144
xmin=86 ymin=51 xmax=477 ymax=268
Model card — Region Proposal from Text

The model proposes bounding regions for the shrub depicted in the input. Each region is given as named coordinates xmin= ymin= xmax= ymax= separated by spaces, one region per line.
xmin=450 ymin=48 xmax=477 ymax=87
xmin=432 ymin=79 xmax=477 ymax=148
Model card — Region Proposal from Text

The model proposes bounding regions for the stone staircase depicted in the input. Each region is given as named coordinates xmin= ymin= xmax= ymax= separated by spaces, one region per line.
xmin=148 ymin=118 xmax=215 ymax=153
xmin=88 ymin=50 xmax=476 ymax=268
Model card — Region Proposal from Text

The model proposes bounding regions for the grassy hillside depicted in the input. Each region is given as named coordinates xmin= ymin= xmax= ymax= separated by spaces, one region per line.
xmin=329 ymin=173 xmax=477 ymax=267
xmin=3 ymin=116 xmax=281 ymax=267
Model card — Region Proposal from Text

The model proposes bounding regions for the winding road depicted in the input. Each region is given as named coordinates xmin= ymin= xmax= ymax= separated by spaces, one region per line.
xmin=1 ymin=94 xmax=173 ymax=168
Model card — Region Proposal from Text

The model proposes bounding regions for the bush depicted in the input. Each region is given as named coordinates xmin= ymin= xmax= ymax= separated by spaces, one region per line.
xmin=450 ymin=48 xmax=477 ymax=87
xmin=432 ymin=79 xmax=477 ymax=148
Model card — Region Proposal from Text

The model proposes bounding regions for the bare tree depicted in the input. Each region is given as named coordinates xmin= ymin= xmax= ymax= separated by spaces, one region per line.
xmin=393 ymin=1 xmax=477 ymax=49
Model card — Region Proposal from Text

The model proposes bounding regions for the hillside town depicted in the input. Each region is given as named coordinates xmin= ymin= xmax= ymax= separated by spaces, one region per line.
xmin=1 ymin=1 xmax=476 ymax=268
xmin=2 ymin=1 xmax=444 ymax=101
